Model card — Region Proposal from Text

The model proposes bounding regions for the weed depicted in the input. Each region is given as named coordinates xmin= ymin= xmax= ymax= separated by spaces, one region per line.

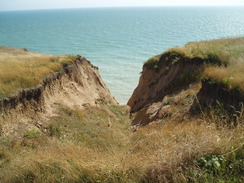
xmin=23 ymin=129 xmax=41 ymax=139
xmin=47 ymin=124 xmax=62 ymax=137
xmin=186 ymin=151 xmax=244 ymax=182
xmin=179 ymin=69 xmax=200 ymax=84
xmin=208 ymin=79 xmax=216 ymax=85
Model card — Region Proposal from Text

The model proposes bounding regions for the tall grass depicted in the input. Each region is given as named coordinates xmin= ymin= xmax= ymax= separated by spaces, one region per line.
xmin=0 ymin=47 xmax=76 ymax=99
xmin=0 ymin=105 xmax=243 ymax=182
xmin=166 ymin=37 xmax=244 ymax=64
xmin=204 ymin=63 xmax=244 ymax=91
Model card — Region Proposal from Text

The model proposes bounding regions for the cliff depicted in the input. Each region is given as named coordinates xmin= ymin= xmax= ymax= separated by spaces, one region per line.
xmin=0 ymin=41 xmax=243 ymax=183
xmin=128 ymin=38 xmax=244 ymax=126
xmin=0 ymin=51 xmax=117 ymax=137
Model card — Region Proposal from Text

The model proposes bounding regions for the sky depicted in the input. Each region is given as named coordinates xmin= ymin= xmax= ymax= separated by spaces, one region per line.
xmin=0 ymin=0 xmax=244 ymax=11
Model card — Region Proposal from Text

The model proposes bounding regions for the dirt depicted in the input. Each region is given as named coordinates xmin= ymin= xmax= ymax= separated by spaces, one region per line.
xmin=0 ymin=57 xmax=118 ymax=137
xmin=131 ymin=82 xmax=201 ymax=126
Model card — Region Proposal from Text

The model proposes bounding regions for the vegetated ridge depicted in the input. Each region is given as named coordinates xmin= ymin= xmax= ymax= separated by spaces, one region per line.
xmin=0 ymin=38 xmax=243 ymax=183
xmin=0 ymin=47 xmax=117 ymax=137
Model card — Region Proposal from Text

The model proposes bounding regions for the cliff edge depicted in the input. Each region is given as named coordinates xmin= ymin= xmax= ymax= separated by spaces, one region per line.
xmin=0 ymin=47 xmax=117 ymax=136
xmin=128 ymin=38 xmax=244 ymax=126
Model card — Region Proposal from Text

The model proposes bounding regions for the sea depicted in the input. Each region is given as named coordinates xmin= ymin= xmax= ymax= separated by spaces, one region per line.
xmin=0 ymin=7 xmax=244 ymax=104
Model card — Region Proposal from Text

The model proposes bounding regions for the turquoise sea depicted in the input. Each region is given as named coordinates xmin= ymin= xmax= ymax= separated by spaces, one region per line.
xmin=0 ymin=7 xmax=244 ymax=104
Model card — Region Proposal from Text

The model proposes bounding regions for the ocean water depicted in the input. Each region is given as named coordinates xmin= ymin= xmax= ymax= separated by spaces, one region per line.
xmin=0 ymin=7 xmax=244 ymax=104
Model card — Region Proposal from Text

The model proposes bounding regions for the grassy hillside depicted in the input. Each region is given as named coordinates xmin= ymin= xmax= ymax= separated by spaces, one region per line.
xmin=0 ymin=105 xmax=243 ymax=182
xmin=0 ymin=47 xmax=76 ymax=99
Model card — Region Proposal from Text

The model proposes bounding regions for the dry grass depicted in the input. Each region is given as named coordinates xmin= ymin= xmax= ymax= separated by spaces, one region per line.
xmin=204 ymin=63 xmax=244 ymax=91
xmin=0 ymin=105 xmax=243 ymax=183
xmin=163 ymin=37 xmax=244 ymax=91
xmin=0 ymin=40 xmax=243 ymax=182
xmin=130 ymin=118 xmax=243 ymax=182
xmin=0 ymin=46 xmax=75 ymax=99
xmin=167 ymin=37 xmax=244 ymax=64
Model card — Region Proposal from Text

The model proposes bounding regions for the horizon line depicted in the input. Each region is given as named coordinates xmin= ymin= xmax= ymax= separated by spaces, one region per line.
xmin=1 ymin=5 xmax=243 ymax=12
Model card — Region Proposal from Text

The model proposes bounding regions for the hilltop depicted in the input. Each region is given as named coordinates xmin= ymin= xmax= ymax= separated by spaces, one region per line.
xmin=0 ymin=38 xmax=244 ymax=183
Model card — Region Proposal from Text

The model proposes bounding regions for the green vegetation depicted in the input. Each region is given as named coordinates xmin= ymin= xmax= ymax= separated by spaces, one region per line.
xmin=23 ymin=129 xmax=41 ymax=139
xmin=204 ymin=64 xmax=244 ymax=91
xmin=144 ymin=37 xmax=244 ymax=92
xmin=178 ymin=68 xmax=201 ymax=84
xmin=169 ymin=38 xmax=244 ymax=90
xmin=0 ymin=104 xmax=243 ymax=182
xmin=0 ymin=47 xmax=78 ymax=99
xmin=186 ymin=151 xmax=243 ymax=182
xmin=166 ymin=37 xmax=244 ymax=65
xmin=144 ymin=55 xmax=160 ymax=69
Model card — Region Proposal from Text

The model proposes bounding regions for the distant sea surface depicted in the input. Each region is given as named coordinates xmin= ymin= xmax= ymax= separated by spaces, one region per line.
xmin=0 ymin=7 xmax=244 ymax=104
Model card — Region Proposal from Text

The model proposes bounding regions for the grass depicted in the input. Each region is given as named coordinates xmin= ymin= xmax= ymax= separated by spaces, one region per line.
xmin=144 ymin=37 xmax=244 ymax=91
xmin=204 ymin=63 xmax=244 ymax=91
xmin=0 ymin=46 xmax=77 ymax=99
xmin=144 ymin=56 xmax=160 ymax=69
xmin=168 ymin=38 xmax=244 ymax=90
xmin=0 ymin=104 xmax=243 ymax=183
xmin=0 ymin=39 xmax=243 ymax=182
xmin=166 ymin=37 xmax=244 ymax=65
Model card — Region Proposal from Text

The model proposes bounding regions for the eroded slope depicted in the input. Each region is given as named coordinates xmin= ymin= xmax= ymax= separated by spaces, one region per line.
xmin=0 ymin=48 xmax=117 ymax=137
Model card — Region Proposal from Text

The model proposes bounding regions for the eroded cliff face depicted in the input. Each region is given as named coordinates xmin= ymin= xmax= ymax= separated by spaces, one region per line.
xmin=128 ymin=52 xmax=243 ymax=126
xmin=127 ymin=52 xmax=206 ymax=126
xmin=127 ymin=52 xmax=207 ymax=113
xmin=0 ymin=57 xmax=118 ymax=136
xmin=191 ymin=80 xmax=244 ymax=114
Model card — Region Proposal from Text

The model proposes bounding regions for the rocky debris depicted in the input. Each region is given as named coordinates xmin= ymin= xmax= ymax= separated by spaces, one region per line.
xmin=131 ymin=83 xmax=201 ymax=126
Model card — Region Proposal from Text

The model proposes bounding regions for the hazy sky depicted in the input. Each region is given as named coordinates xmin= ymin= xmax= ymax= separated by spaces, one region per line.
xmin=1 ymin=0 xmax=244 ymax=11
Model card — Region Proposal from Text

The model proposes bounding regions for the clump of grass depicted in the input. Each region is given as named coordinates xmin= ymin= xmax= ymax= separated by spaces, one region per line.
xmin=23 ymin=129 xmax=41 ymax=139
xmin=0 ymin=47 xmax=78 ymax=99
xmin=204 ymin=63 xmax=244 ymax=91
xmin=144 ymin=55 xmax=160 ymax=69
